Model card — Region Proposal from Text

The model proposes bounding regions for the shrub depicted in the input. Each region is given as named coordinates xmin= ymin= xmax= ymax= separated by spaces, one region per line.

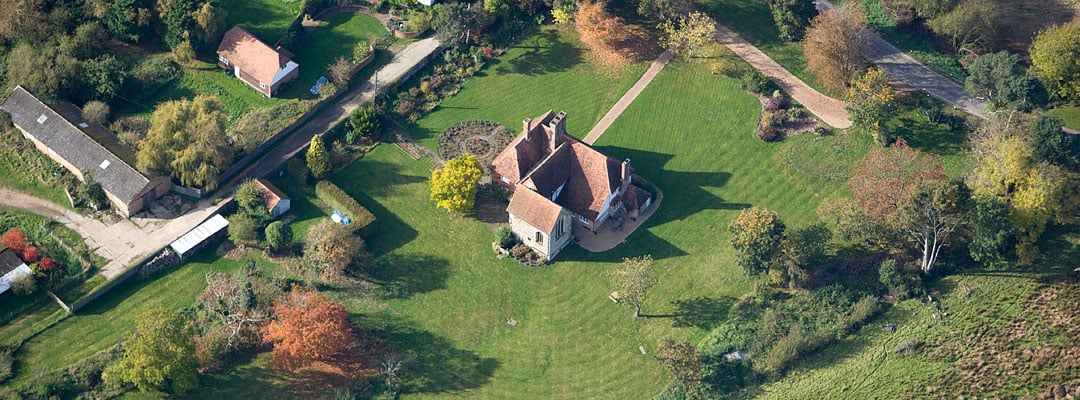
xmin=879 ymin=259 xmax=919 ymax=300
xmin=227 ymin=213 xmax=259 ymax=246
xmin=11 ymin=273 xmax=36 ymax=296
xmin=2 ymin=227 xmax=28 ymax=253
xmin=761 ymin=111 xmax=782 ymax=127
xmin=786 ymin=108 xmax=803 ymax=120
xmin=39 ymin=257 xmax=58 ymax=272
xmin=265 ymin=221 xmax=293 ymax=254
xmin=764 ymin=95 xmax=790 ymax=112
xmin=758 ymin=126 xmax=781 ymax=142
xmin=82 ymin=101 xmax=110 ymax=126
xmin=345 ymin=104 xmax=379 ymax=144
xmin=111 ymin=116 xmax=151 ymax=150
xmin=22 ymin=246 xmax=39 ymax=263
xmin=352 ymin=39 xmax=372 ymax=64
xmin=741 ymin=70 xmax=772 ymax=95
xmin=131 ymin=56 xmax=180 ymax=96
xmin=495 ymin=226 xmax=516 ymax=249
xmin=838 ymin=295 xmax=879 ymax=333
xmin=395 ymin=100 xmax=414 ymax=116
xmin=314 ymin=181 xmax=376 ymax=235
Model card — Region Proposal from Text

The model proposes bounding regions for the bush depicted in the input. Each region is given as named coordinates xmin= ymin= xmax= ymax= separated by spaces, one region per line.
xmin=111 ymin=116 xmax=151 ymax=150
xmin=879 ymin=259 xmax=919 ymax=300
xmin=764 ymin=95 xmax=790 ymax=112
xmin=345 ymin=104 xmax=379 ymax=144
xmin=315 ymin=181 xmax=376 ymax=235
xmin=353 ymin=39 xmax=372 ymax=63
xmin=265 ymin=221 xmax=293 ymax=254
xmin=757 ymin=126 xmax=781 ymax=142
xmin=227 ymin=213 xmax=259 ymax=246
xmin=741 ymin=70 xmax=773 ymax=95
xmin=761 ymin=111 xmax=782 ymax=127
xmin=11 ymin=273 xmax=36 ymax=296
xmin=838 ymin=295 xmax=880 ymax=334
xmin=495 ymin=226 xmax=516 ymax=249
xmin=82 ymin=101 xmax=110 ymax=126
xmin=131 ymin=56 xmax=180 ymax=96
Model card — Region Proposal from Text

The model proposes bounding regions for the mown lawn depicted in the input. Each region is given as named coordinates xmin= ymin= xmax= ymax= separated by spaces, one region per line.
xmin=5 ymin=249 xmax=268 ymax=386
xmin=405 ymin=28 xmax=648 ymax=151
xmin=1049 ymin=104 xmax=1080 ymax=131
xmin=218 ymin=0 xmax=300 ymax=44
xmin=280 ymin=13 xmax=387 ymax=99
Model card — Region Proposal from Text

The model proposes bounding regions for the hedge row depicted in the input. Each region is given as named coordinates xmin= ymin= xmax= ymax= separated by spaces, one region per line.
xmin=315 ymin=180 xmax=376 ymax=236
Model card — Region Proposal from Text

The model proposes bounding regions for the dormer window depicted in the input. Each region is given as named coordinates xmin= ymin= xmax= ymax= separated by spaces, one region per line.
xmin=37 ymin=114 xmax=47 ymax=124
xmin=100 ymin=160 xmax=110 ymax=170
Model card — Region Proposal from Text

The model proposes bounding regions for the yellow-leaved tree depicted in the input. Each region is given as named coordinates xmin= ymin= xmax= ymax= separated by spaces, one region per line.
xmin=430 ymin=153 xmax=482 ymax=213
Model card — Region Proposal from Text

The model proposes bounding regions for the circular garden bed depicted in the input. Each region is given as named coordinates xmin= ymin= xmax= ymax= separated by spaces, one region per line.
xmin=437 ymin=120 xmax=514 ymax=165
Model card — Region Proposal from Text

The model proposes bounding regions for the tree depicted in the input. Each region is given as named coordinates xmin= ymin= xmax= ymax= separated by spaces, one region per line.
xmin=39 ymin=257 xmax=59 ymax=272
xmin=1030 ymin=23 xmax=1080 ymax=102
xmin=965 ymin=51 xmax=1046 ymax=111
xmin=346 ymin=104 xmax=379 ymax=144
xmin=306 ymin=135 xmax=331 ymax=179
xmin=658 ymin=12 xmax=717 ymax=61
xmin=768 ymin=0 xmax=818 ymax=41
xmin=430 ymin=153 xmax=483 ymax=213
xmin=5 ymin=43 xmax=80 ymax=102
xmin=728 ymin=207 xmax=786 ymax=277
xmin=3 ymin=228 xmax=28 ymax=254
xmin=966 ymin=193 xmax=1016 ymax=265
xmin=227 ymin=213 xmax=259 ymax=246
xmin=878 ymin=258 xmax=917 ymax=300
xmin=847 ymin=68 xmax=898 ymax=145
xmin=162 ymin=0 xmax=195 ymax=49
xmin=848 ymin=138 xmax=946 ymax=228
xmin=352 ymin=39 xmax=371 ymax=63
xmin=575 ymin=0 xmax=630 ymax=69
xmin=263 ymin=286 xmax=358 ymax=371
xmin=136 ymin=95 xmax=232 ymax=189
xmin=198 ymin=267 xmax=269 ymax=353
xmin=804 ymin=6 xmax=870 ymax=93
xmin=234 ymin=180 xmax=265 ymax=215
xmin=432 ymin=3 xmax=485 ymax=50
xmin=192 ymin=1 xmax=226 ymax=49
xmin=303 ymin=219 xmax=368 ymax=280
xmin=775 ymin=222 xmax=832 ymax=289
xmin=106 ymin=0 xmax=154 ymax=42
xmin=817 ymin=196 xmax=884 ymax=244
xmin=899 ymin=180 xmax=964 ymax=274
xmin=657 ymin=337 xmax=704 ymax=386
xmin=77 ymin=175 xmax=109 ymax=211
xmin=636 ymin=0 xmax=688 ymax=19
xmin=379 ymin=351 xmax=413 ymax=394
xmin=609 ymin=255 xmax=657 ymax=318
xmin=102 ymin=307 xmax=198 ymax=394
xmin=82 ymin=54 xmax=128 ymax=101
xmin=265 ymin=221 xmax=293 ymax=254
xmin=327 ymin=56 xmax=353 ymax=85
xmin=926 ymin=0 xmax=999 ymax=55
xmin=1028 ymin=115 xmax=1080 ymax=169
xmin=82 ymin=100 xmax=111 ymax=126
xmin=0 ymin=0 xmax=49 ymax=43
xmin=66 ymin=22 xmax=111 ymax=59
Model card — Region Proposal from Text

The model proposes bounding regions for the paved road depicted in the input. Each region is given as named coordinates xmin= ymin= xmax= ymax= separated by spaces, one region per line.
xmin=583 ymin=51 xmax=675 ymax=145
xmin=714 ymin=23 xmax=853 ymax=128
xmin=222 ymin=37 xmax=442 ymax=189
xmin=0 ymin=188 xmax=226 ymax=279
xmin=816 ymin=0 xmax=989 ymax=118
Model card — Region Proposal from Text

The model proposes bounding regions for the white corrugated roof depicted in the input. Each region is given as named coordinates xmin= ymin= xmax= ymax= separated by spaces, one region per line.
xmin=169 ymin=214 xmax=229 ymax=257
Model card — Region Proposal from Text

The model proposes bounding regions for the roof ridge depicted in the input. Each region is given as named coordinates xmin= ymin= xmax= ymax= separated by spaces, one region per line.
xmin=12 ymin=86 xmax=149 ymax=184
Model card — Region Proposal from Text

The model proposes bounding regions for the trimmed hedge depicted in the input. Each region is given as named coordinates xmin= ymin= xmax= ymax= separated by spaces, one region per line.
xmin=315 ymin=180 xmax=376 ymax=236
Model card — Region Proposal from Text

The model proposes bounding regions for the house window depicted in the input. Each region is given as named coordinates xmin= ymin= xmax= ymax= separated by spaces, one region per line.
xmin=536 ymin=231 xmax=543 ymax=244
xmin=554 ymin=218 xmax=565 ymax=241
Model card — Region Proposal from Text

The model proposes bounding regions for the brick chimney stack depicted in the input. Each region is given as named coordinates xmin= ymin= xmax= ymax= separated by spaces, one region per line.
xmin=523 ymin=118 xmax=532 ymax=140
xmin=621 ymin=159 xmax=632 ymax=189
xmin=549 ymin=111 xmax=567 ymax=153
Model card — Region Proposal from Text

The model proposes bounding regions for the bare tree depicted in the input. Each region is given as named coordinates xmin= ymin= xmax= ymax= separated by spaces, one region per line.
xmin=199 ymin=268 xmax=268 ymax=350
xmin=901 ymin=182 xmax=962 ymax=274
xmin=380 ymin=351 xmax=414 ymax=393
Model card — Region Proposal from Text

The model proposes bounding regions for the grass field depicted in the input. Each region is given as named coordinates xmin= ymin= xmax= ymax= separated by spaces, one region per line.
xmin=280 ymin=13 xmax=387 ymax=99
xmin=5 ymin=249 xmax=268 ymax=386
xmin=404 ymin=28 xmax=648 ymax=151
xmin=219 ymin=0 xmax=301 ymax=44
xmin=1049 ymin=104 xmax=1080 ymax=131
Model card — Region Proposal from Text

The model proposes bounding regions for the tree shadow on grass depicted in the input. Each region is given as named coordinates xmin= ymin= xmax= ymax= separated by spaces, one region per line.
xmin=368 ymin=325 xmax=500 ymax=395
xmin=367 ymin=253 xmax=451 ymax=299
xmin=495 ymin=29 xmax=583 ymax=76
xmin=671 ymin=296 xmax=735 ymax=330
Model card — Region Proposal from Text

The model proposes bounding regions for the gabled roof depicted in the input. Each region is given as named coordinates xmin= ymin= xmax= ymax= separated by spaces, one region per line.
xmin=507 ymin=187 xmax=563 ymax=232
xmin=254 ymin=178 xmax=288 ymax=212
xmin=491 ymin=111 xmax=556 ymax=185
xmin=0 ymin=86 xmax=152 ymax=205
xmin=0 ymin=245 xmax=26 ymax=277
xmin=217 ymin=27 xmax=295 ymax=86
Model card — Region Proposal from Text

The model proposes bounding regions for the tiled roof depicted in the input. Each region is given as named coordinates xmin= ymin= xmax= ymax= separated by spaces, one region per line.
xmin=507 ymin=187 xmax=563 ymax=232
xmin=217 ymin=27 xmax=293 ymax=86
xmin=0 ymin=86 xmax=151 ymax=205
xmin=552 ymin=140 xmax=623 ymax=221
xmin=254 ymin=178 xmax=288 ymax=212
xmin=490 ymin=111 xmax=556 ymax=185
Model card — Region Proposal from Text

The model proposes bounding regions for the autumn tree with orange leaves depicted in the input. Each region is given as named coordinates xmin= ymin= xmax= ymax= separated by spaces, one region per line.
xmin=575 ymin=0 xmax=630 ymax=69
xmin=263 ymin=286 xmax=358 ymax=371
xmin=849 ymin=138 xmax=947 ymax=227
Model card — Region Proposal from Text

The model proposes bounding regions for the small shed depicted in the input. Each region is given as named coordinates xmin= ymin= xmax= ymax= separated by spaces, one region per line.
xmin=255 ymin=178 xmax=291 ymax=219
xmin=0 ymin=245 xmax=31 ymax=295
xmin=169 ymin=214 xmax=230 ymax=259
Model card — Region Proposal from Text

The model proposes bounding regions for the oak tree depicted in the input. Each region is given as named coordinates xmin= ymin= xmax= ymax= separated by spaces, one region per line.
xmin=102 ymin=307 xmax=199 ymax=394
xmin=263 ymin=286 xmax=358 ymax=371
xmin=430 ymin=153 xmax=483 ymax=213
xmin=728 ymin=207 xmax=786 ymax=277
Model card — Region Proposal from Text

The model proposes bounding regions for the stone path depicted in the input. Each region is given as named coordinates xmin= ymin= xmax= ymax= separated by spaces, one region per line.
xmin=713 ymin=23 xmax=853 ymax=129
xmin=816 ymin=0 xmax=989 ymax=118
xmin=583 ymin=51 xmax=675 ymax=145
